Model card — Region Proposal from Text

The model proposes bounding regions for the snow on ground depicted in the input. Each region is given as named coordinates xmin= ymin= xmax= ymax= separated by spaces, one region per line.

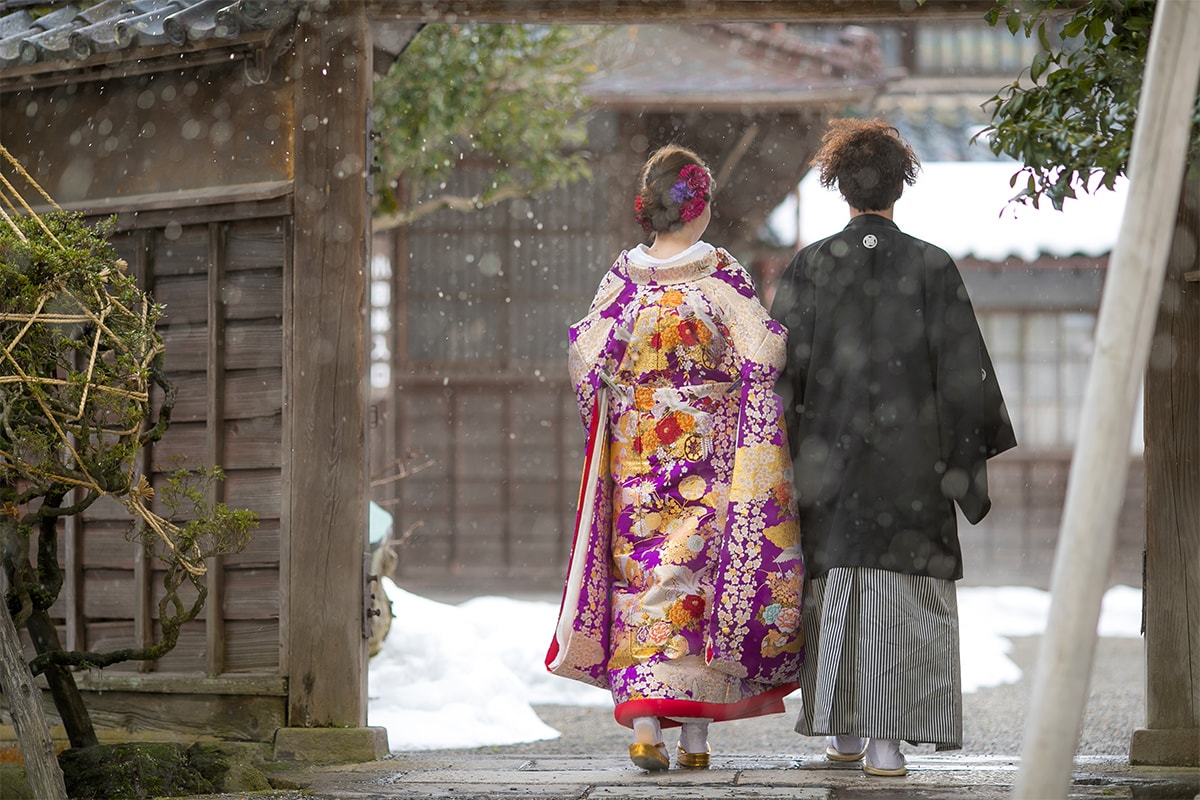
xmin=367 ymin=578 xmax=1142 ymax=751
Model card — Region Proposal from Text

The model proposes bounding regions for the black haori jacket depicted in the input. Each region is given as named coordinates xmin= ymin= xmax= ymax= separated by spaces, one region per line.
xmin=770 ymin=214 xmax=1017 ymax=581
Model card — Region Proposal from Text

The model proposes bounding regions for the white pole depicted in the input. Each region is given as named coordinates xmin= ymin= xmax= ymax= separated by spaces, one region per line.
xmin=1013 ymin=2 xmax=1200 ymax=798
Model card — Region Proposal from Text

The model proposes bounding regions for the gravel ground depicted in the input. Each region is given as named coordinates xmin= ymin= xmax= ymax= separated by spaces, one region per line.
xmin=467 ymin=635 xmax=1145 ymax=761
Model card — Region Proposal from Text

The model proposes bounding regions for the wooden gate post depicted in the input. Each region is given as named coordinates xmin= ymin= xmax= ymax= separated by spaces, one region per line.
xmin=285 ymin=1 xmax=374 ymax=737
xmin=1131 ymin=165 xmax=1200 ymax=767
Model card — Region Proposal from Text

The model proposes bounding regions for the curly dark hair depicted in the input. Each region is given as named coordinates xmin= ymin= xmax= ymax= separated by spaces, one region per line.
xmin=812 ymin=119 xmax=920 ymax=212
xmin=635 ymin=144 xmax=712 ymax=234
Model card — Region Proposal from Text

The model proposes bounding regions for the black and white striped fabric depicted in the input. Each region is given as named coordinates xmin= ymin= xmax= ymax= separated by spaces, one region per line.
xmin=794 ymin=567 xmax=963 ymax=750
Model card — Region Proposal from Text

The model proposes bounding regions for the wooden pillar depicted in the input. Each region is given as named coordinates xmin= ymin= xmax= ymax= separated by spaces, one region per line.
xmin=1131 ymin=166 xmax=1200 ymax=767
xmin=287 ymin=3 xmax=371 ymax=728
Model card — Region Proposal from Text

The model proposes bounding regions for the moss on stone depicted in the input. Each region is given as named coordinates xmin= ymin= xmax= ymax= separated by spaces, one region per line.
xmin=56 ymin=741 xmax=272 ymax=799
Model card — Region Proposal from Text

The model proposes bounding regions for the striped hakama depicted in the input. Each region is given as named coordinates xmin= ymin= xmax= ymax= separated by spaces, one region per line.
xmin=794 ymin=567 xmax=963 ymax=750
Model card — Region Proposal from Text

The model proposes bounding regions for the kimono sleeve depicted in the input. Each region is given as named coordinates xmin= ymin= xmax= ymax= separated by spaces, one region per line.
xmin=701 ymin=260 xmax=805 ymax=682
xmin=768 ymin=249 xmax=815 ymax=460
xmin=567 ymin=264 xmax=633 ymax=433
xmin=927 ymin=250 xmax=1018 ymax=523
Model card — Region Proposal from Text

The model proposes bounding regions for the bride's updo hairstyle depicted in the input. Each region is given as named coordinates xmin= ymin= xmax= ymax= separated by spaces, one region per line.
xmin=633 ymin=145 xmax=712 ymax=234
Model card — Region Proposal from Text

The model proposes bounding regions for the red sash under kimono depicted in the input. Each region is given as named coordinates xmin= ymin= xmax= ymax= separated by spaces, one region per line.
xmin=546 ymin=245 xmax=804 ymax=728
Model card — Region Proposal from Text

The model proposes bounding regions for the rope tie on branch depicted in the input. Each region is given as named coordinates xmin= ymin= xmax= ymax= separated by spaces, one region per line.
xmin=1 ymin=146 xmax=208 ymax=578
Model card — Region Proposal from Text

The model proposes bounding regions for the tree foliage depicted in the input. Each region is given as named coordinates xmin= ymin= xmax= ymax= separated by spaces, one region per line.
xmin=0 ymin=209 xmax=255 ymax=675
xmin=371 ymin=23 xmax=595 ymax=230
xmin=977 ymin=0 xmax=1200 ymax=209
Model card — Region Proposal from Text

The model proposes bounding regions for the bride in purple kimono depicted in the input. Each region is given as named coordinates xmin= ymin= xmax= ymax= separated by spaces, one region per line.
xmin=546 ymin=145 xmax=805 ymax=771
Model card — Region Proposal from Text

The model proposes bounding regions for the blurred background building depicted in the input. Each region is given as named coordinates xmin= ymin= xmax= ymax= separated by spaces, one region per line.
xmin=372 ymin=19 xmax=1142 ymax=595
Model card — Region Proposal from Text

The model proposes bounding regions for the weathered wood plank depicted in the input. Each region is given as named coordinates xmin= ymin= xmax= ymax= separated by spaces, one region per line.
xmin=50 ymin=182 xmax=292 ymax=222
xmin=164 ymin=370 xmax=282 ymax=422
xmin=71 ymin=673 xmax=286 ymax=695
xmin=2 ymin=690 xmax=286 ymax=744
xmin=82 ymin=570 xmax=137 ymax=620
xmin=161 ymin=320 xmax=282 ymax=372
xmin=208 ymin=222 xmax=228 ymax=678
xmin=225 ymin=321 xmax=284 ymax=367
xmin=226 ymin=521 xmax=281 ymax=568
xmin=219 ymin=470 xmax=282 ymax=518
xmin=150 ymin=421 xmax=209 ymax=470
xmin=223 ymin=619 xmax=281 ymax=674
xmin=80 ymin=526 xmax=139 ymax=568
xmin=227 ymin=222 xmax=287 ymax=272
xmin=222 ymin=569 xmax=281 ymax=620
xmin=222 ymin=270 xmax=284 ymax=320
xmin=287 ymin=3 xmax=372 ymax=727
xmin=154 ymin=228 xmax=212 ymax=278
xmin=223 ymin=417 xmax=283 ymax=469
xmin=155 ymin=275 xmax=209 ymax=323
xmin=159 ymin=324 xmax=208 ymax=371
xmin=82 ymin=621 xmax=136 ymax=660
xmin=152 ymin=417 xmax=283 ymax=471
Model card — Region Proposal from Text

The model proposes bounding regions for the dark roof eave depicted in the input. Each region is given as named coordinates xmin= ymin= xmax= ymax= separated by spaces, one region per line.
xmin=585 ymin=84 xmax=888 ymax=112
xmin=0 ymin=29 xmax=275 ymax=90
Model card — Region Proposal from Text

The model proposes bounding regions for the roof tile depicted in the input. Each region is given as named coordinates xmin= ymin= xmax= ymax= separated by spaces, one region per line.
xmin=114 ymin=0 xmax=192 ymax=48
xmin=0 ymin=0 xmax=304 ymax=75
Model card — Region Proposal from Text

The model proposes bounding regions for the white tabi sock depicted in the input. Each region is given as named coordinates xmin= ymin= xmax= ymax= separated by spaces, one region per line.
xmin=631 ymin=715 xmax=662 ymax=745
xmin=830 ymin=734 xmax=866 ymax=755
xmin=679 ymin=721 xmax=709 ymax=753
xmin=866 ymin=738 xmax=905 ymax=771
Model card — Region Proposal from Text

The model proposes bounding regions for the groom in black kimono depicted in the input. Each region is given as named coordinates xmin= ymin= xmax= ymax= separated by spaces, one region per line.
xmin=769 ymin=118 xmax=1016 ymax=777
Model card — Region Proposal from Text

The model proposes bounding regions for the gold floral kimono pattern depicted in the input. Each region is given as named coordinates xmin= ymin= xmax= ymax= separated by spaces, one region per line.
xmin=547 ymin=246 xmax=805 ymax=726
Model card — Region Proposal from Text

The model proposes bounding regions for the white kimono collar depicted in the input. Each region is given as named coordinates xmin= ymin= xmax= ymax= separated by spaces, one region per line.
xmin=624 ymin=241 xmax=718 ymax=285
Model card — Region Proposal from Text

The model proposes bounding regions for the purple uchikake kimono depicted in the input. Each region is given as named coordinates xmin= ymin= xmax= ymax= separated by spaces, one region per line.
xmin=546 ymin=242 xmax=805 ymax=729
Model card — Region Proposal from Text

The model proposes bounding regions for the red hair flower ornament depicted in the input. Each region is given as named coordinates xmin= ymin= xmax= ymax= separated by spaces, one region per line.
xmin=633 ymin=164 xmax=711 ymax=230
xmin=634 ymin=195 xmax=652 ymax=232
xmin=672 ymin=165 xmax=710 ymax=223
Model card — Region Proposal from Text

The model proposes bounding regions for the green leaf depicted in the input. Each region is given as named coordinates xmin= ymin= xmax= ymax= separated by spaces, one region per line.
xmin=1031 ymin=50 xmax=1051 ymax=82
xmin=1122 ymin=15 xmax=1151 ymax=32
xmin=1037 ymin=21 xmax=1051 ymax=51
xmin=980 ymin=0 xmax=1191 ymax=211
xmin=1062 ymin=16 xmax=1087 ymax=39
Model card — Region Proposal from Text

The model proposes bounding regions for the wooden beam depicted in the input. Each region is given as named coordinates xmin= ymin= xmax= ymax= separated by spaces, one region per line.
xmin=287 ymin=3 xmax=372 ymax=728
xmin=206 ymin=222 xmax=227 ymax=678
xmin=368 ymin=0 xmax=997 ymax=23
xmin=71 ymin=673 xmax=287 ymax=695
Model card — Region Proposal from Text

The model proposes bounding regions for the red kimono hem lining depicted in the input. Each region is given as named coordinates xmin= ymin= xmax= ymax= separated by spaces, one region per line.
xmin=613 ymin=682 xmax=799 ymax=729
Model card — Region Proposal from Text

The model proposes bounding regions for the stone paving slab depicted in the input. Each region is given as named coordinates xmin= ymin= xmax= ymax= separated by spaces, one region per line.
xmin=264 ymin=752 xmax=1199 ymax=800
xmin=588 ymin=789 xmax=830 ymax=799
